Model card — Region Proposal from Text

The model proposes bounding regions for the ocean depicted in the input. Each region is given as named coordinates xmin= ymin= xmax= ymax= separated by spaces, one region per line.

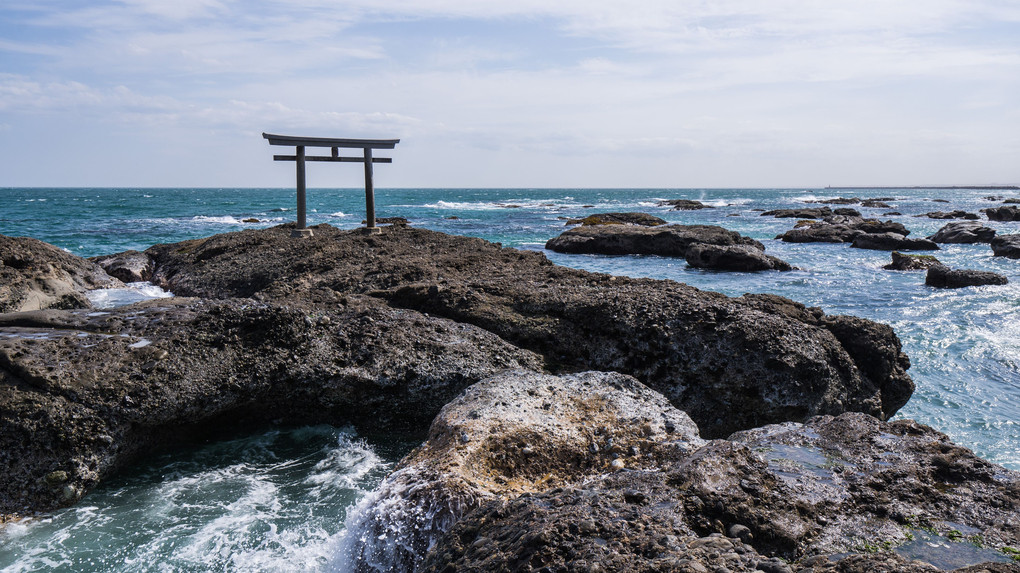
xmin=1 ymin=186 xmax=1018 ymax=571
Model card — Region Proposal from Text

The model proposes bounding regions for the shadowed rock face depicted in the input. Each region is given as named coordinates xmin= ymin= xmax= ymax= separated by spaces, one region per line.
xmin=991 ymin=235 xmax=1020 ymax=259
xmin=146 ymin=224 xmax=913 ymax=439
xmin=0 ymin=297 xmax=542 ymax=515
xmin=884 ymin=252 xmax=943 ymax=271
xmin=851 ymin=233 xmax=939 ymax=251
xmin=0 ymin=235 xmax=119 ymax=313
xmin=928 ymin=222 xmax=997 ymax=244
xmin=337 ymin=371 xmax=1019 ymax=573
xmin=90 ymin=250 xmax=154 ymax=283
xmin=564 ymin=212 xmax=667 ymax=226
xmin=544 ymin=223 xmax=762 ymax=256
xmin=685 ymin=243 xmax=794 ymax=271
xmin=984 ymin=206 xmax=1020 ymax=221
xmin=778 ymin=216 xmax=910 ymax=244
xmin=926 ymin=266 xmax=1009 ymax=289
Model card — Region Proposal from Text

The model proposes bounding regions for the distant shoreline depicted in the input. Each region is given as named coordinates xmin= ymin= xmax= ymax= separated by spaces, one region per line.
xmin=825 ymin=185 xmax=1019 ymax=190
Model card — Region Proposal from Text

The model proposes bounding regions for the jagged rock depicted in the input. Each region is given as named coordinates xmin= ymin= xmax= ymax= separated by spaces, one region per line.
xmin=851 ymin=233 xmax=939 ymax=251
xmin=0 ymin=297 xmax=543 ymax=515
xmin=834 ymin=208 xmax=862 ymax=217
xmin=984 ymin=206 xmax=1020 ymax=221
xmin=778 ymin=217 xmax=909 ymax=244
xmin=544 ymin=224 xmax=762 ymax=256
xmin=685 ymin=243 xmax=794 ymax=272
xmin=862 ymin=199 xmax=893 ymax=208
xmin=884 ymin=252 xmax=943 ymax=271
xmin=147 ymin=224 xmax=913 ymax=439
xmin=90 ymin=250 xmax=154 ymax=283
xmin=817 ymin=197 xmax=861 ymax=205
xmin=917 ymin=211 xmax=980 ymax=220
xmin=990 ymin=235 xmax=1020 ymax=259
xmin=658 ymin=199 xmax=714 ymax=210
xmin=762 ymin=207 xmax=833 ymax=219
xmin=926 ymin=265 xmax=1009 ymax=289
xmin=340 ymin=371 xmax=1019 ymax=573
xmin=927 ymin=222 xmax=997 ymax=244
xmin=361 ymin=216 xmax=408 ymax=225
xmin=0 ymin=235 xmax=118 ymax=313
xmin=564 ymin=212 xmax=667 ymax=226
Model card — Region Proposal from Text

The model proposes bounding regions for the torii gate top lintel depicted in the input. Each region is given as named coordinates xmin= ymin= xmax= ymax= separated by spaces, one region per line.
xmin=263 ymin=132 xmax=400 ymax=237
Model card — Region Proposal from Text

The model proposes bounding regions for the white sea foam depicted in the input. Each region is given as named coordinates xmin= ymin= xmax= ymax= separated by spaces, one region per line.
xmin=86 ymin=282 xmax=173 ymax=309
xmin=190 ymin=215 xmax=244 ymax=225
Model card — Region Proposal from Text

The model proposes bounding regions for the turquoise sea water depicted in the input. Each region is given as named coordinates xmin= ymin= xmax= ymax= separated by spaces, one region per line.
xmin=2 ymin=187 xmax=1019 ymax=570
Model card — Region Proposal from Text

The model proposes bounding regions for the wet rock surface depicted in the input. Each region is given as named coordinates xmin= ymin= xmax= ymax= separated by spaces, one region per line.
xmin=917 ymin=211 xmax=980 ymax=220
xmin=659 ymin=199 xmax=715 ymax=210
xmin=928 ymin=222 xmax=997 ymax=244
xmin=763 ymin=207 xmax=834 ymax=219
xmin=0 ymin=296 xmax=542 ymax=515
xmin=544 ymin=223 xmax=762 ymax=257
xmin=990 ymin=235 xmax=1020 ymax=259
xmin=851 ymin=233 xmax=939 ymax=251
xmin=926 ymin=266 xmax=1009 ymax=289
xmin=984 ymin=206 xmax=1020 ymax=221
xmin=884 ymin=252 xmax=943 ymax=271
xmin=777 ymin=216 xmax=910 ymax=244
xmin=147 ymin=224 xmax=913 ymax=439
xmin=1 ymin=235 xmax=119 ymax=313
xmin=564 ymin=212 xmax=667 ymax=226
xmin=685 ymin=243 xmax=794 ymax=272
xmin=344 ymin=371 xmax=1020 ymax=573
xmin=91 ymin=250 xmax=154 ymax=283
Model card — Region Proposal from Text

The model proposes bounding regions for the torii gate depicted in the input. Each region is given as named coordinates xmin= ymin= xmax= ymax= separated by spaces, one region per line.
xmin=263 ymin=132 xmax=400 ymax=237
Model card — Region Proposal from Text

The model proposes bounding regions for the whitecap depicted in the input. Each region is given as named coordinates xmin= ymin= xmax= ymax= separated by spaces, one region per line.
xmin=190 ymin=215 xmax=243 ymax=225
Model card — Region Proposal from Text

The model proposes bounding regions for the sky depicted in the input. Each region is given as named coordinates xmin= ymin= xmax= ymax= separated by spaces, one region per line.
xmin=1 ymin=0 xmax=1019 ymax=188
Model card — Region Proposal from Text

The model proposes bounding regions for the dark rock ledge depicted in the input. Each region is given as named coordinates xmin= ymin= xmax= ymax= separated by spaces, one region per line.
xmin=0 ymin=225 xmax=916 ymax=520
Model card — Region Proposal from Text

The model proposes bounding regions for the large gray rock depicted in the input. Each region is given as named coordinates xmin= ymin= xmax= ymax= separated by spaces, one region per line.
xmin=545 ymin=223 xmax=762 ymax=256
xmin=926 ymin=265 xmax=1009 ymax=289
xmin=917 ymin=211 xmax=980 ymax=220
xmin=851 ymin=233 xmax=939 ymax=251
xmin=928 ymin=222 xmax=997 ymax=244
xmin=685 ymin=243 xmax=794 ymax=271
xmin=778 ymin=216 xmax=910 ymax=244
xmin=658 ymin=199 xmax=714 ymax=210
xmin=991 ymin=234 xmax=1020 ymax=259
xmin=337 ymin=371 xmax=1020 ymax=573
xmin=984 ymin=206 xmax=1020 ymax=221
xmin=147 ymin=225 xmax=913 ymax=439
xmin=762 ymin=207 xmax=833 ymax=219
xmin=884 ymin=251 xmax=943 ymax=271
xmin=90 ymin=250 xmax=154 ymax=283
xmin=1 ymin=234 xmax=119 ymax=312
xmin=564 ymin=212 xmax=666 ymax=226
xmin=0 ymin=297 xmax=542 ymax=516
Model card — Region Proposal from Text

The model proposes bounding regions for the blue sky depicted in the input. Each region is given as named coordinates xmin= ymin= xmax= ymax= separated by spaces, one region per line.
xmin=2 ymin=0 xmax=1019 ymax=188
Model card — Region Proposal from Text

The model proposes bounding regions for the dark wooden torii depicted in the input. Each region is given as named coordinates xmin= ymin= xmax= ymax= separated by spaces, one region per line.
xmin=263 ymin=132 xmax=400 ymax=237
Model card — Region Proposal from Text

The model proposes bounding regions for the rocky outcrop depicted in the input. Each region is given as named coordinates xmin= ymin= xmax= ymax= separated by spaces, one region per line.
xmin=762 ymin=207 xmax=833 ymax=219
xmin=658 ymin=199 xmax=714 ymax=210
xmin=928 ymin=222 xmax=997 ymax=244
xmin=147 ymin=224 xmax=914 ymax=439
xmin=926 ymin=265 xmax=1009 ymax=289
xmin=685 ymin=243 xmax=794 ymax=272
xmin=984 ymin=206 xmax=1020 ymax=221
xmin=564 ymin=212 xmax=666 ymax=226
xmin=91 ymin=250 xmax=154 ymax=283
xmin=337 ymin=371 xmax=1020 ymax=573
xmin=917 ymin=211 xmax=980 ymax=220
xmin=544 ymin=224 xmax=762 ymax=257
xmin=0 ymin=297 xmax=543 ymax=515
xmin=1 ymin=235 xmax=119 ymax=313
xmin=851 ymin=233 xmax=939 ymax=251
xmin=991 ymin=235 xmax=1020 ymax=259
xmin=778 ymin=216 xmax=910 ymax=244
xmin=884 ymin=252 xmax=943 ymax=271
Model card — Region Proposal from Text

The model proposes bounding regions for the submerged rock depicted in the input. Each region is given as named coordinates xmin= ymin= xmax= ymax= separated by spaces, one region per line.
xmin=928 ymin=222 xmax=997 ymax=244
xmin=926 ymin=265 xmax=1009 ymax=289
xmin=148 ymin=224 xmax=913 ymax=438
xmin=685 ymin=243 xmax=794 ymax=271
xmin=544 ymin=223 xmax=762 ymax=257
xmin=990 ymin=235 xmax=1020 ymax=259
xmin=884 ymin=252 xmax=943 ymax=271
xmin=1 ymin=235 xmax=119 ymax=313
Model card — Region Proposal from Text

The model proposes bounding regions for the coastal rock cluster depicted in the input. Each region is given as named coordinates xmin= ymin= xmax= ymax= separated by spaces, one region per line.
xmin=2 ymin=218 xmax=1019 ymax=571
